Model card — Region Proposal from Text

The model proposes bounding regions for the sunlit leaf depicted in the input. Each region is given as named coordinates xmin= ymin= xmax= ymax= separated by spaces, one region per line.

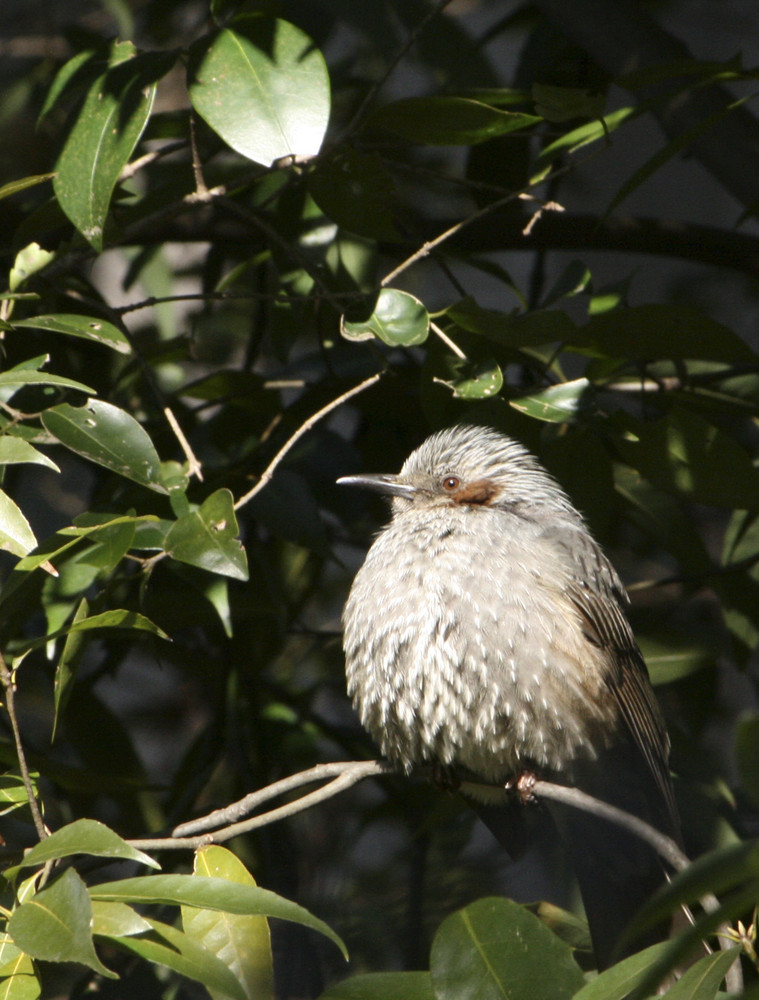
xmin=341 ymin=289 xmax=428 ymax=346
xmin=14 ymin=314 xmax=131 ymax=353
xmin=165 ymin=489 xmax=248 ymax=581
xmin=371 ymin=96 xmax=540 ymax=145
xmin=188 ymin=17 xmax=330 ymax=167
xmin=8 ymin=818 xmax=159 ymax=874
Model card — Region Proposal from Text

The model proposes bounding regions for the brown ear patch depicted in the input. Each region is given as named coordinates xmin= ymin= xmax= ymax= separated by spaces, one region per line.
xmin=451 ymin=479 xmax=499 ymax=505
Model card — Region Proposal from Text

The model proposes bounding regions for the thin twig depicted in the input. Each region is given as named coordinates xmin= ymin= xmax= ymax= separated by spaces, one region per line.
xmin=430 ymin=320 xmax=467 ymax=359
xmin=0 ymin=653 xmax=47 ymax=841
xmin=189 ymin=114 xmax=208 ymax=197
xmin=163 ymin=407 xmax=203 ymax=482
xmin=234 ymin=372 xmax=383 ymax=510
xmin=127 ymin=761 xmax=392 ymax=851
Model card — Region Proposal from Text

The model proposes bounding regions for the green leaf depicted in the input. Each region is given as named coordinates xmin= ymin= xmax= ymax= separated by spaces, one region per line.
xmin=0 ymin=175 xmax=54 ymax=206
xmin=8 ymin=818 xmax=159 ymax=874
xmin=91 ymin=900 xmax=152 ymax=937
xmin=8 ymin=869 xmax=116 ymax=978
xmin=13 ymin=314 xmax=131 ymax=353
xmin=0 ymin=370 xmax=93 ymax=394
xmin=309 ymin=149 xmax=398 ymax=240
xmin=532 ymin=83 xmax=605 ymax=122
xmin=318 ymin=972 xmax=435 ymax=1000
xmin=661 ymin=947 xmax=740 ymax=1000
xmin=188 ymin=17 xmax=330 ymax=167
xmin=572 ymin=941 xmax=672 ymax=1000
xmin=89 ymin=874 xmax=347 ymax=959
xmin=535 ymin=106 xmax=637 ymax=170
xmin=510 ymin=378 xmax=593 ymax=422
xmin=182 ymin=846 xmax=274 ymax=1000
xmin=8 ymin=244 xmax=56 ymax=293
xmin=0 ymin=489 xmax=37 ymax=559
xmin=52 ymin=598 xmax=89 ymax=742
xmin=0 ymin=950 xmax=40 ymax=1000
xmin=447 ymin=297 xmax=576 ymax=348
xmin=430 ymin=897 xmax=584 ymax=1000
xmin=42 ymin=398 xmax=167 ymax=493
xmin=580 ymin=304 xmax=755 ymax=363
xmin=53 ymin=50 xmax=171 ymax=250
xmin=110 ymin=917 xmax=247 ymax=1000
xmin=165 ymin=488 xmax=249 ymax=581
xmin=341 ymin=289 xmax=429 ymax=346
xmin=542 ymin=260 xmax=592 ymax=306
xmin=370 ymin=97 xmax=540 ymax=145
xmin=15 ymin=608 xmax=170 ymax=655
xmin=611 ymin=407 xmax=759 ymax=508
xmin=0 ymin=438 xmax=59 ymax=473
xmin=436 ymin=359 xmax=503 ymax=399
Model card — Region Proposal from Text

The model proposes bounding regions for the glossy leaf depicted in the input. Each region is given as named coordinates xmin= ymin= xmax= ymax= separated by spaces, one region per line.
xmin=188 ymin=18 xmax=330 ymax=167
xmin=430 ymin=897 xmax=584 ymax=1000
xmin=109 ymin=917 xmax=247 ymax=1000
xmin=53 ymin=49 xmax=172 ymax=250
xmin=0 ymin=950 xmax=40 ymax=1000
xmin=510 ymin=378 xmax=593 ymax=422
xmin=182 ymin=846 xmax=274 ymax=1000
xmin=371 ymin=97 xmax=540 ymax=145
xmin=0 ymin=490 xmax=37 ymax=559
xmin=165 ymin=488 xmax=248 ymax=580
xmin=437 ymin=359 xmax=503 ymax=399
xmin=341 ymin=289 xmax=428 ymax=346
xmin=8 ymin=244 xmax=55 ymax=292
xmin=8 ymin=869 xmax=115 ymax=978
xmin=89 ymin=874 xmax=347 ymax=958
xmin=14 ymin=314 xmax=131 ymax=353
xmin=9 ymin=818 xmax=159 ymax=873
xmin=91 ymin=901 xmax=152 ymax=937
xmin=0 ymin=370 xmax=93 ymax=394
xmin=0 ymin=437 xmax=59 ymax=472
xmin=42 ymin=399 xmax=167 ymax=493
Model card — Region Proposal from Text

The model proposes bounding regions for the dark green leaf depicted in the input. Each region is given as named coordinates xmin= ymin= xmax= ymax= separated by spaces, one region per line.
xmin=531 ymin=83 xmax=605 ymax=122
xmin=0 ymin=370 xmax=93 ymax=394
xmin=580 ymin=305 xmax=755 ymax=363
xmin=535 ymin=106 xmax=636 ymax=170
xmin=430 ymin=897 xmax=584 ymax=1000
xmin=15 ymin=608 xmax=170 ymax=655
xmin=661 ymin=946 xmax=740 ymax=1000
xmin=370 ymin=97 xmax=540 ymax=145
xmin=341 ymin=289 xmax=428 ymax=346
xmin=542 ymin=260 xmax=592 ymax=306
xmin=8 ymin=869 xmax=116 ymax=977
xmin=188 ymin=18 xmax=330 ymax=167
xmin=572 ymin=942 xmax=673 ymax=1000
xmin=447 ymin=298 xmax=576 ymax=348
xmin=42 ymin=398 xmax=167 ymax=493
xmin=53 ymin=49 xmax=167 ymax=249
xmin=14 ymin=315 xmax=131 ymax=353
xmin=165 ymin=488 xmax=248 ymax=581
xmin=318 ymin=972 xmax=435 ymax=1000
xmin=309 ymin=149 xmax=398 ymax=240
xmin=52 ymin=597 xmax=89 ymax=742
xmin=89 ymin=874 xmax=347 ymax=959
xmin=611 ymin=407 xmax=759 ymax=508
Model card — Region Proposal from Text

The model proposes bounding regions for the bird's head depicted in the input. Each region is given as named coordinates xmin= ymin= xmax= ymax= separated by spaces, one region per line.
xmin=338 ymin=425 xmax=576 ymax=517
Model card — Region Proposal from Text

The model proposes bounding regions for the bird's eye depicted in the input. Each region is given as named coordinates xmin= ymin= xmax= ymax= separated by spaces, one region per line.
xmin=441 ymin=475 xmax=461 ymax=492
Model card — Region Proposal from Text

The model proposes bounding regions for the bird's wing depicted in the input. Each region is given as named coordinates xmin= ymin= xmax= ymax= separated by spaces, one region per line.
xmin=556 ymin=527 xmax=679 ymax=833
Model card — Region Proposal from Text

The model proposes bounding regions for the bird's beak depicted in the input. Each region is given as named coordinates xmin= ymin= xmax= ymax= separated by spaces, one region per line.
xmin=337 ymin=473 xmax=417 ymax=499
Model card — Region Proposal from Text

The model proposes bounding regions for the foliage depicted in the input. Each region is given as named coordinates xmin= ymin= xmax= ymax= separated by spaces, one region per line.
xmin=0 ymin=0 xmax=758 ymax=997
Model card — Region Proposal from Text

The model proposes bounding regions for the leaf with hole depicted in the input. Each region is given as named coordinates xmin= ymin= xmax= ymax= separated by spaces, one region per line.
xmin=165 ymin=489 xmax=248 ymax=581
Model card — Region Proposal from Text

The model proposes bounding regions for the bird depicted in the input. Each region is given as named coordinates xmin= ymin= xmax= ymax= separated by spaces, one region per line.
xmin=338 ymin=423 xmax=681 ymax=968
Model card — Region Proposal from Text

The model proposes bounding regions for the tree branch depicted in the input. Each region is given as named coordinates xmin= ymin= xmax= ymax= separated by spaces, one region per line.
xmin=0 ymin=653 xmax=47 ymax=841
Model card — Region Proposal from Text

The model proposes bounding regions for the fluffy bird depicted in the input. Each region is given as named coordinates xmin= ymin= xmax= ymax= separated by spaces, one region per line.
xmin=339 ymin=424 xmax=679 ymax=967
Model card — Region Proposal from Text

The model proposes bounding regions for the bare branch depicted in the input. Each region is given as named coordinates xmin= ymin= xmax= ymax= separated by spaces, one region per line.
xmin=234 ymin=372 xmax=383 ymax=510
xmin=163 ymin=407 xmax=203 ymax=482
xmin=0 ymin=653 xmax=47 ymax=841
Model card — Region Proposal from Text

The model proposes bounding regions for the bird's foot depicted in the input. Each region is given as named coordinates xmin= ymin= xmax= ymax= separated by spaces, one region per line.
xmin=504 ymin=770 xmax=538 ymax=804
